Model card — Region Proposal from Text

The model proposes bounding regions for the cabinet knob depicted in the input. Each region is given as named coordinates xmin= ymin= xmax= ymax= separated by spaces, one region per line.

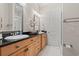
xmin=24 ymin=48 xmax=28 ymax=52
xmin=15 ymin=46 xmax=20 ymax=48
xmin=31 ymin=40 xmax=33 ymax=41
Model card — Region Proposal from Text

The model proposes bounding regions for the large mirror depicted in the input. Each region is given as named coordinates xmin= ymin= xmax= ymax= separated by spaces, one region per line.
xmin=12 ymin=3 xmax=23 ymax=32
xmin=0 ymin=3 xmax=24 ymax=32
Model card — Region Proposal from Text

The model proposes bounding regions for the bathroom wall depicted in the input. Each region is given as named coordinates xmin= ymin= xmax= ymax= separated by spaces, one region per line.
xmin=63 ymin=3 xmax=79 ymax=56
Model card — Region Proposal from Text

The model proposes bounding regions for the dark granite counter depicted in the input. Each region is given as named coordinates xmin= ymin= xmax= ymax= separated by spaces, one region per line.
xmin=0 ymin=35 xmax=37 ymax=47
xmin=0 ymin=33 xmax=45 ymax=47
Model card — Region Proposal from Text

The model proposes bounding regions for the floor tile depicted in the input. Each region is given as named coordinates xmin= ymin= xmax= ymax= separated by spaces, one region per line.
xmin=38 ymin=46 xmax=62 ymax=56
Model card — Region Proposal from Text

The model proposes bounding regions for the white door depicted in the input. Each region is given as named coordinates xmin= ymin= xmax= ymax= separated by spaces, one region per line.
xmin=47 ymin=8 xmax=62 ymax=46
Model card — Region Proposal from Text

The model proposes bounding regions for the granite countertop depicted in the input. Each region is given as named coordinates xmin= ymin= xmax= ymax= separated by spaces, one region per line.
xmin=0 ymin=33 xmax=45 ymax=47
xmin=0 ymin=35 xmax=37 ymax=47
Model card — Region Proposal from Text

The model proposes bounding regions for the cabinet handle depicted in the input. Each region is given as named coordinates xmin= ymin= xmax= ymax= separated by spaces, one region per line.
xmin=24 ymin=48 xmax=28 ymax=52
xmin=31 ymin=40 xmax=33 ymax=41
xmin=15 ymin=46 xmax=20 ymax=48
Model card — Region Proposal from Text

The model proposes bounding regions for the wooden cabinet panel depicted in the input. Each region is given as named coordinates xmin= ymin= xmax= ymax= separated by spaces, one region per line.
xmin=11 ymin=49 xmax=25 ymax=56
xmin=25 ymin=35 xmax=41 ymax=56
xmin=33 ymin=35 xmax=41 ymax=55
xmin=14 ymin=38 xmax=33 ymax=49
xmin=0 ymin=48 xmax=1 ymax=56
xmin=15 ymin=40 xmax=25 ymax=49
xmin=11 ymin=47 xmax=28 ymax=56
xmin=34 ymin=43 xmax=41 ymax=55
xmin=1 ymin=44 xmax=16 ymax=56
xmin=0 ymin=34 xmax=47 ymax=56
xmin=0 ymin=38 xmax=33 ymax=56
xmin=26 ymin=43 xmax=35 ymax=56
xmin=15 ymin=52 xmax=24 ymax=56
xmin=41 ymin=34 xmax=47 ymax=48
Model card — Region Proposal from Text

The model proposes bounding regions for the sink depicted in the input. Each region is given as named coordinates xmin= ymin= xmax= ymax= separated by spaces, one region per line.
xmin=4 ymin=35 xmax=29 ymax=40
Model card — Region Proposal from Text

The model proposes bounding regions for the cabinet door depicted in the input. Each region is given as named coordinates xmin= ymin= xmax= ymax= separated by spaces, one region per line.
xmin=42 ymin=34 xmax=47 ymax=48
xmin=11 ymin=47 xmax=27 ymax=56
xmin=34 ymin=43 xmax=41 ymax=55
xmin=14 ymin=51 xmax=25 ymax=56
xmin=25 ymin=35 xmax=41 ymax=56
xmin=1 ymin=44 xmax=16 ymax=56
xmin=25 ymin=43 xmax=35 ymax=56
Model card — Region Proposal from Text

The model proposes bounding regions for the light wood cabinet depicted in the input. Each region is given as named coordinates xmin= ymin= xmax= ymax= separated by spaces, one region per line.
xmin=34 ymin=35 xmax=41 ymax=55
xmin=0 ymin=33 xmax=47 ymax=56
xmin=26 ymin=43 xmax=35 ymax=56
xmin=11 ymin=47 xmax=28 ymax=56
xmin=26 ymin=35 xmax=41 ymax=56
xmin=0 ymin=38 xmax=31 ymax=56
xmin=11 ymin=48 xmax=25 ymax=56
xmin=41 ymin=34 xmax=47 ymax=48
xmin=1 ymin=44 xmax=16 ymax=56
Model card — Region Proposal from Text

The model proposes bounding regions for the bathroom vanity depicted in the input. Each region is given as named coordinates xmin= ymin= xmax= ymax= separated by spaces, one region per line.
xmin=0 ymin=33 xmax=47 ymax=56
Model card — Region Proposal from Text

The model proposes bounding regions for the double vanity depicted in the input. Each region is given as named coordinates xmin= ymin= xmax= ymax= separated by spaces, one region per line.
xmin=0 ymin=32 xmax=47 ymax=56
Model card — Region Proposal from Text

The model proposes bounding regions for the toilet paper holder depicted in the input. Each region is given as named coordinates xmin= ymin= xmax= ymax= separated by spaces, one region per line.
xmin=63 ymin=44 xmax=73 ymax=48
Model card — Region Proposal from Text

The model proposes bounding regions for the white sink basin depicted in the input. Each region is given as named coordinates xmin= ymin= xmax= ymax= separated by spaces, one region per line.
xmin=4 ymin=35 xmax=29 ymax=40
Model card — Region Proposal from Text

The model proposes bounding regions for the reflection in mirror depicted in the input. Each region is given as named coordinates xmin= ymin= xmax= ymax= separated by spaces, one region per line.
xmin=12 ymin=3 xmax=23 ymax=34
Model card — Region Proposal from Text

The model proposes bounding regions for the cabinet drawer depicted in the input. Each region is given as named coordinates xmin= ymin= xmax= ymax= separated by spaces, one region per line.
xmin=34 ymin=36 xmax=41 ymax=42
xmin=15 ymin=40 xmax=26 ymax=49
xmin=32 ymin=36 xmax=38 ymax=42
xmin=42 ymin=34 xmax=47 ymax=38
xmin=15 ymin=38 xmax=33 ymax=49
xmin=41 ymin=34 xmax=47 ymax=48
xmin=0 ymin=38 xmax=34 ymax=56
xmin=11 ymin=47 xmax=28 ymax=56
xmin=1 ymin=44 xmax=16 ymax=56
xmin=34 ymin=46 xmax=41 ymax=55
xmin=34 ymin=41 xmax=41 ymax=46
xmin=26 ymin=43 xmax=35 ymax=56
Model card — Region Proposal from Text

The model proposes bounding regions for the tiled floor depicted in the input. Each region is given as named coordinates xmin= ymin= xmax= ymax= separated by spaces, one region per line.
xmin=38 ymin=46 xmax=62 ymax=56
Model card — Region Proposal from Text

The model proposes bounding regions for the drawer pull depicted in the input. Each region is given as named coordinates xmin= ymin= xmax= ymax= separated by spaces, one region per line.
xmin=24 ymin=48 xmax=28 ymax=52
xmin=15 ymin=46 xmax=20 ymax=48
xmin=31 ymin=40 xmax=33 ymax=41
